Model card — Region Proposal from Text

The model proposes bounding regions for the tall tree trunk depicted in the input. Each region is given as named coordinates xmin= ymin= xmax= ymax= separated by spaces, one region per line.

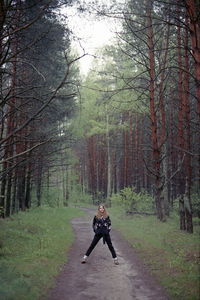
xmin=183 ymin=16 xmax=193 ymax=233
xmin=185 ymin=0 xmax=200 ymax=192
xmin=177 ymin=4 xmax=193 ymax=232
xmin=5 ymin=173 xmax=12 ymax=217
xmin=184 ymin=177 xmax=193 ymax=233
xmin=87 ymin=136 xmax=97 ymax=200
xmin=36 ymin=163 xmax=43 ymax=207
xmin=123 ymin=126 xmax=128 ymax=188
xmin=158 ymin=22 xmax=170 ymax=215
xmin=146 ymin=0 xmax=166 ymax=221
xmin=25 ymin=164 xmax=31 ymax=209
xmin=106 ymin=108 xmax=112 ymax=200
xmin=1 ymin=31 xmax=18 ymax=217
xmin=0 ymin=175 xmax=6 ymax=217
xmin=129 ymin=114 xmax=133 ymax=187
xmin=134 ymin=114 xmax=139 ymax=192
xmin=12 ymin=174 xmax=17 ymax=214
xmin=65 ymin=167 xmax=69 ymax=206
xmin=17 ymin=166 xmax=26 ymax=211
xmin=177 ymin=6 xmax=185 ymax=195
xmin=162 ymin=144 xmax=169 ymax=216
xmin=179 ymin=194 xmax=186 ymax=230
xmin=0 ymin=0 xmax=5 ymax=140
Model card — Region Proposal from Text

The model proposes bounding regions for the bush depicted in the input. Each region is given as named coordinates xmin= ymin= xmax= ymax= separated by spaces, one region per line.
xmin=110 ymin=187 xmax=154 ymax=212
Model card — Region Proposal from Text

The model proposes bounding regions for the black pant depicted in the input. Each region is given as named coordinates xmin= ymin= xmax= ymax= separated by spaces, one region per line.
xmin=85 ymin=233 xmax=117 ymax=258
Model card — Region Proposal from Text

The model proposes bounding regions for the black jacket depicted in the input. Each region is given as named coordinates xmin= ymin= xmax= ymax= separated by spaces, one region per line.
xmin=92 ymin=216 xmax=111 ymax=235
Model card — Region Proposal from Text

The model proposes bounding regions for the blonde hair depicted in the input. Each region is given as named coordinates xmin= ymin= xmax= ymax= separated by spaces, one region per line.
xmin=96 ymin=204 xmax=109 ymax=219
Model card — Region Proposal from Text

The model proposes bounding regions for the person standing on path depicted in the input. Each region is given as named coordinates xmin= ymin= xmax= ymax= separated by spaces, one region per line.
xmin=81 ymin=204 xmax=119 ymax=265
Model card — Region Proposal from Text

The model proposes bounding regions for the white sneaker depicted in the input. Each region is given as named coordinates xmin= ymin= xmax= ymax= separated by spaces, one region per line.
xmin=81 ymin=255 xmax=87 ymax=264
xmin=114 ymin=258 xmax=119 ymax=265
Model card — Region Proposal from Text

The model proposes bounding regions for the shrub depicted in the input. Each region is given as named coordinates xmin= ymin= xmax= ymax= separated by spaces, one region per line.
xmin=110 ymin=187 xmax=154 ymax=212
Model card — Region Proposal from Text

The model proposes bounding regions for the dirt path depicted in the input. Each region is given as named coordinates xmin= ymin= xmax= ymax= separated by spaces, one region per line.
xmin=48 ymin=209 xmax=169 ymax=300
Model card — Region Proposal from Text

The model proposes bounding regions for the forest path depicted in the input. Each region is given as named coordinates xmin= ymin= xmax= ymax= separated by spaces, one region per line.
xmin=48 ymin=208 xmax=169 ymax=300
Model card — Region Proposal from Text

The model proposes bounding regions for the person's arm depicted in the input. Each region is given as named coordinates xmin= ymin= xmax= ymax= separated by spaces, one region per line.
xmin=92 ymin=216 xmax=97 ymax=232
xmin=107 ymin=216 xmax=111 ymax=231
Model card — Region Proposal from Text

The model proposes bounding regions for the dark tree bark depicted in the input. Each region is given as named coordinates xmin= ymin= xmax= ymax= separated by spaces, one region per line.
xmin=185 ymin=0 xmax=200 ymax=192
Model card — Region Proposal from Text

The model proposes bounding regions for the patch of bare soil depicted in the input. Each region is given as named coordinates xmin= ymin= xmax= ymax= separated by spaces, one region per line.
xmin=48 ymin=208 xmax=170 ymax=300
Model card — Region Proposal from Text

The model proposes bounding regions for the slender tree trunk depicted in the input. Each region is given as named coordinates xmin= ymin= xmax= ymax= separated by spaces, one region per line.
xmin=146 ymin=0 xmax=166 ymax=221
xmin=124 ymin=126 xmax=128 ymax=188
xmin=5 ymin=173 xmax=12 ymax=217
xmin=162 ymin=144 xmax=169 ymax=216
xmin=62 ymin=166 xmax=66 ymax=205
xmin=134 ymin=114 xmax=139 ymax=192
xmin=1 ymin=36 xmax=17 ymax=217
xmin=12 ymin=175 xmax=17 ymax=213
xmin=4 ymin=87 xmax=16 ymax=217
xmin=158 ymin=23 xmax=170 ymax=215
xmin=36 ymin=163 xmax=43 ymax=207
xmin=129 ymin=114 xmax=133 ymax=187
xmin=179 ymin=195 xmax=186 ymax=230
xmin=184 ymin=177 xmax=193 ymax=233
xmin=177 ymin=5 xmax=193 ymax=232
xmin=177 ymin=6 xmax=185 ymax=195
xmin=185 ymin=0 xmax=200 ymax=191
xmin=0 ymin=0 xmax=5 ymax=141
xmin=183 ymin=17 xmax=193 ymax=233
xmin=17 ymin=172 xmax=26 ymax=211
xmin=92 ymin=136 xmax=97 ymax=200
xmin=96 ymin=138 xmax=100 ymax=198
xmin=25 ymin=166 xmax=31 ymax=209
xmin=106 ymin=108 xmax=112 ymax=200
xmin=0 ymin=175 xmax=6 ymax=217
xmin=87 ymin=136 xmax=97 ymax=200
xmin=65 ymin=167 xmax=69 ymax=206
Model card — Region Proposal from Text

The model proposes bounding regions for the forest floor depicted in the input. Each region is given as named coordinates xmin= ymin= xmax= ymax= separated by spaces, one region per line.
xmin=48 ymin=208 xmax=169 ymax=300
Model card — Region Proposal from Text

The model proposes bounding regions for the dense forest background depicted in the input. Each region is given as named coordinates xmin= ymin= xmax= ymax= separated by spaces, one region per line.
xmin=0 ymin=0 xmax=199 ymax=234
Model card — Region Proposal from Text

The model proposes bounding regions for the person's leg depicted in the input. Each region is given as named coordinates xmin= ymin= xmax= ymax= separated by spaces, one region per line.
xmin=104 ymin=234 xmax=117 ymax=258
xmin=85 ymin=234 xmax=102 ymax=257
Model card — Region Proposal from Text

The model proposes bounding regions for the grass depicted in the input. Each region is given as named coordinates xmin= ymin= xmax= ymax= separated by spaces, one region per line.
xmin=0 ymin=206 xmax=85 ymax=300
xmin=109 ymin=206 xmax=200 ymax=300
xmin=1 ymin=201 xmax=198 ymax=300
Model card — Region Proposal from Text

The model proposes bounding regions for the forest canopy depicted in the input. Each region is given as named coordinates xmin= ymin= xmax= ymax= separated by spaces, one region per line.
xmin=0 ymin=0 xmax=199 ymax=234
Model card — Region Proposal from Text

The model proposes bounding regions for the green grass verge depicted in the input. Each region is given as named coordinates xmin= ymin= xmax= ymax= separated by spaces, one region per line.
xmin=0 ymin=206 xmax=85 ymax=300
xmin=109 ymin=206 xmax=200 ymax=300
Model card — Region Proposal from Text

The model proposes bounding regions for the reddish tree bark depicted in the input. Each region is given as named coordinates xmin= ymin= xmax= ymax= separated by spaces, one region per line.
xmin=185 ymin=0 xmax=200 ymax=111
xmin=177 ymin=3 xmax=193 ymax=233
xmin=134 ymin=114 xmax=139 ymax=192
xmin=123 ymin=125 xmax=128 ymax=188
xmin=146 ymin=0 xmax=166 ymax=221
xmin=185 ymin=0 xmax=200 ymax=193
